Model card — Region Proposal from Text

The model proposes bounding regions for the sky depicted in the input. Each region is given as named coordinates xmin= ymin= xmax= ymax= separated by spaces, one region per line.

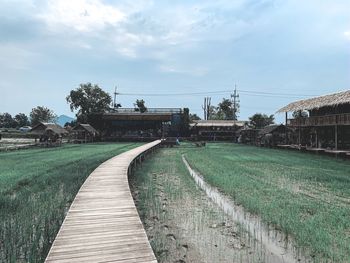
xmin=1 ymin=0 xmax=350 ymax=123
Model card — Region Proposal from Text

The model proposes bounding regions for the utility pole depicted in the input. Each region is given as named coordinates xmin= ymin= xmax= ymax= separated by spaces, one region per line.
xmin=202 ymin=97 xmax=211 ymax=120
xmin=231 ymin=85 xmax=240 ymax=121
xmin=113 ymin=86 xmax=119 ymax=110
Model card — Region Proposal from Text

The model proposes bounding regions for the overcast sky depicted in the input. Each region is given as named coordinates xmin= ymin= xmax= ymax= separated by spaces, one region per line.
xmin=1 ymin=0 xmax=350 ymax=122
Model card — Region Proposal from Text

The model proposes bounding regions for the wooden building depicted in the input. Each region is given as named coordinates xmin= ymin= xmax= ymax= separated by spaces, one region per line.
xmin=190 ymin=120 xmax=246 ymax=141
xmin=236 ymin=127 xmax=260 ymax=145
xmin=257 ymin=124 xmax=288 ymax=147
xmin=277 ymin=90 xmax=350 ymax=150
xmin=31 ymin=122 xmax=68 ymax=145
xmin=89 ymin=108 xmax=184 ymax=141
xmin=72 ymin=124 xmax=99 ymax=143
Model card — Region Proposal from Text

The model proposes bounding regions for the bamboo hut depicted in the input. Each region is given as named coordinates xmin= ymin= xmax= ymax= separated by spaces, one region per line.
xmin=236 ymin=127 xmax=260 ymax=145
xmin=72 ymin=124 xmax=99 ymax=143
xmin=31 ymin=122 xmax=68 ymax=146
xmin=277 ymin=90 xmax=350 ymax=150
xmin=257 ymin=124 xmax=288 ymax=147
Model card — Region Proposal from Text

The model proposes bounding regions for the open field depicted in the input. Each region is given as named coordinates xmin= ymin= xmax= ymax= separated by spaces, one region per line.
xmin=0 ymin=138 xmax=36 ymax=151
xmin=0 ymin=142 xmax=141 ymax=263
xmin=184 ymin=143 xmax=350 ymax=262
xmin=132 ymin=143 xmax=350 ymax=262
xmin=131 ymin=148 xmax=280 ymax=263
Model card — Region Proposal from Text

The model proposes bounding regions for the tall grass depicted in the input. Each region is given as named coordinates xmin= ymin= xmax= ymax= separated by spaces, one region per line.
xmin=0 ymin=143 xmax=140 ymax=263
xmin=185 ymin=143 xmax=350 ymax=262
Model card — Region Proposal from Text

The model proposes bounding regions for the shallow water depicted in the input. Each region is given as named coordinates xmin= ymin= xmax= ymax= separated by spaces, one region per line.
xmin=182 ymin=155 xmax=311 ymax=263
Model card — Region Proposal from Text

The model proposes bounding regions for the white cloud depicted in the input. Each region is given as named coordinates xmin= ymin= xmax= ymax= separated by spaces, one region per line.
xmin=35 ymin=0 xmax=258 ymax=56
xmin=159 ymin=64 xmax=209 ymax=77
xmin=344 ymin=31 xmax=350 ymax=40
xmin=37 ymin=0 xmax=126 ymax=32
xmin=6 ymin=0 xmax=350 ymax=77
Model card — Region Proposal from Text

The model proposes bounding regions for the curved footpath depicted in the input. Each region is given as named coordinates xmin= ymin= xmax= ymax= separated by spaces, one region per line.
xmin=45 ymin=140 xmax=161 ymax=263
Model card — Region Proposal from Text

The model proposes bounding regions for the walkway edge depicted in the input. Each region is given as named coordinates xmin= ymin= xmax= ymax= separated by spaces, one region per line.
xmin=45 ymin=141 xmax=161 ymax=263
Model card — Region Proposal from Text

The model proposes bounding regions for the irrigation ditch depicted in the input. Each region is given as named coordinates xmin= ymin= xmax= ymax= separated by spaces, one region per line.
xmin=130 ymin=147 xmax=312 ymax=263
xmin=182 ymin=154 xmax=310 ymax=263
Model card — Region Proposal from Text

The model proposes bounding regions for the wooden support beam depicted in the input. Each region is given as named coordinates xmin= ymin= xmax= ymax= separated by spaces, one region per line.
xmin=335 ymin=125 xmax=338 ymax=150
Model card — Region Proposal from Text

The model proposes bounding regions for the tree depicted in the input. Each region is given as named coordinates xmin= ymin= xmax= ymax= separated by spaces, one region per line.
xmin=64 ymin=119 xmax=77 ymax=128
xmin=14 ymin=113 xmax=30 ymax=127
xmin=66 ymin=83 xmax=112 ymax=122
xmin=292 ymin=110 xmax=308 ymax=118
xmin=189 ymin=113 xmax=201 ymax=122
xmin=249 ymin=113 xmax=275 ymax=129
xmin=179 ymin=108 xmax=190 ymax=136
xmin=134 ymin=99 xmax=147 ymax=113
xmin=0 ymin=113 xmax=16 ymax=128
xmin=206 ymin=98 xmax=236 ymax=120
xmin=207 ymin=105 xmax=220 ymax=120
xmin=217 ymin=98 xmax=234 ymax=120
xmin=30 ymin=106 xmax=57 ymax=126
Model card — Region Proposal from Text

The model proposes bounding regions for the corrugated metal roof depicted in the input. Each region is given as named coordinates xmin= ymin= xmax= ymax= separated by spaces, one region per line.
xmin=192 ymin=120 xmax=246 ymax=127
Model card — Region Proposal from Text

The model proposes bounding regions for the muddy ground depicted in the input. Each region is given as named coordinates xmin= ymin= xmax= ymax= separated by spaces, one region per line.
xmin=130 ymin=148 xmax=273 ymax=263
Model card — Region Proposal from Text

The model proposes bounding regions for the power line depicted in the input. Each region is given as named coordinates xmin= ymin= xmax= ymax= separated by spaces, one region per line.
xmin=238 ymin=93 xmax=309 ymax=99
xmin=118 ymin=89 xmax=317 ymax=98
xmin=119 ymin=90 xmax=232 ymax=96
xmin=238 ymin=90 xmax=317 ymax=97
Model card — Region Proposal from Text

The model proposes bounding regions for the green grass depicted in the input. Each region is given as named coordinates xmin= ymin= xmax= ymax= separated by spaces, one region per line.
xmin=0 ymin=143 xmax=141 ymax=263
xmin=132 ymin=147 xmax=279 ymax=263
xmin=184 ymin=143 xmax=350 ymax=262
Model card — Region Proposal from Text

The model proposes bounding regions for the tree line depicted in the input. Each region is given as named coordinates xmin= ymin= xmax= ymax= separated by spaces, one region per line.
xmin=0 ymin=83 xmax=147 ymax=128
xmin=0 ymin=106 xmax=57 ymax=128
xmin=1 ymin=82 xmax=276 ymax=130
xmin=195 ymin=96 xmax=275 ymax=129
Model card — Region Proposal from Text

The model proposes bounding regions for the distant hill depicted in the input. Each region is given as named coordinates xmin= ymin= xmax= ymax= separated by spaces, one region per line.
xmin=56 ymin=115 xmax=75 ymax=127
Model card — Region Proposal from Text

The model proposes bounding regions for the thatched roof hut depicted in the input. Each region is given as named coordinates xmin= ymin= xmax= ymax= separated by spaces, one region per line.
xmin=258 ymin=124 xmax=289 ymax=147
xmin=258 ymin=124 xmax=286 ymax=136
xmin=277 ymin=90 xmax=350 ymax=113
xmin=72 ymin=124 xmax=99 ymax=136
xmin=31 ymin=122 xmax=68 ymax=136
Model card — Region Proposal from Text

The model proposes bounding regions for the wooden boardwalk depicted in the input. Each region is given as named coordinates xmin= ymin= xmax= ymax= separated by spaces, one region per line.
xmin=45 ymin=141 xmax=161 ymax=263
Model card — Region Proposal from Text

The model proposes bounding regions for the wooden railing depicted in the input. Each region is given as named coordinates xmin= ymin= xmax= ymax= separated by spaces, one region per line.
xmin=45 ymin=141 xmax=161 ymax=263
xmin=288 ymin=113 xmax=350 ymax=127
xmin=108 ymin=108 xmax=182 ymax=114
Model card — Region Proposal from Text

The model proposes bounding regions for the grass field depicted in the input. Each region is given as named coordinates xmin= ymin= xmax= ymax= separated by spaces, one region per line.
xmin=0 ymin=143 xmax=140 ymax=263
xmin=131 ymin=148 xmax=267 ymax=263
xmin=185 ymin=143 xmax=350 ymax=262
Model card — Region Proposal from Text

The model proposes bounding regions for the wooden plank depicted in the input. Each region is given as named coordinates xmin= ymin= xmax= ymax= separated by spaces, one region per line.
xmin=45 ymin=140 xmax=161 ymax=263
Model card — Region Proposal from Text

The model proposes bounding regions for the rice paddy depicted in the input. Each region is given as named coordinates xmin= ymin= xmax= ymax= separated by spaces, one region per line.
xmin=131 ymin=148 xmax=270 ymax=263
xmin=132 ymin=143 xmax=350 ymax=262
xmin=0 ymin=142 xmax=140 ymax=263
xmin=2 ymin=141 xmax=349 ymax=262
xmin=184 ymin=143 xmax=350 ymax=262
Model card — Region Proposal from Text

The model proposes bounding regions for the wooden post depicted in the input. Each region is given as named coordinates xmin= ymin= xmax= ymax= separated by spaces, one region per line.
xmin=285 ymin=112 xmax=288 ymax=144
xmin=335 ymin=125 xmax=338 ymax=150
xmin=298 ymin=110 xmax=301 ymax=146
